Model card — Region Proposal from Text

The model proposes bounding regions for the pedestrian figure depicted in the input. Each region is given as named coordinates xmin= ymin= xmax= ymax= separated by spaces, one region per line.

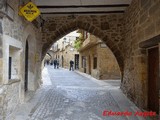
xmin=69 ymin=60 xmax=74 ymax=71
xmin=47 ymin=60 xmax=49 ymax=65
xmin=57 ymin=60 xmax=59 ymax=69
xmin=44 ymin=59 xmax=47 ymax=66
xmin=53 ymin=59 xmax=57 ymax=69
xmin=50 ymin=59 xmax=53 ymax=65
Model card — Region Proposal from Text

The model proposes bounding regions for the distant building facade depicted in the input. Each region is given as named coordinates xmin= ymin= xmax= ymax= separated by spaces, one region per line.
xmin=50 ymin=31 xmax=80 ymax=69
xmin=79 ymin=31 xmax=120 ymax=80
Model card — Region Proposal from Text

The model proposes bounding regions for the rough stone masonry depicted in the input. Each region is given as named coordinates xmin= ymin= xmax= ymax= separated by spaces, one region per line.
xmin=41 ymin=0 xmax=160 ymax=112
xmin=0 ymin=0 xmax=159 ymax=119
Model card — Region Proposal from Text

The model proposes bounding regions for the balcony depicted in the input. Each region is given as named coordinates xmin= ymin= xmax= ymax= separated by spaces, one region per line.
xmin=79 ymin=34 xmax=101 ymax=51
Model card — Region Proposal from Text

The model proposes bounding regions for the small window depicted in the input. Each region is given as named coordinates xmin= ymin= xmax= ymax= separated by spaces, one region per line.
xmin=8 ymin=57 xmax=12 ymax=79
xmin=81 ymin=56 xmax=84 ymax=68
xmin=93 ymin=57 xmax=97 ymax=69
xmin=76 ymin=37 xmax=79 ymax=40
xmin=9 ymin=46 xmax=20 ymax=80
xmin=81 ymin=56 xmax=86 ymax=68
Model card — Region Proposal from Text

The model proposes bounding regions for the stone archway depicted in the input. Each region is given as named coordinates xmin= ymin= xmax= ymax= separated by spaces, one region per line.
xmin=41 ymin=15 xmax=124 ymax=77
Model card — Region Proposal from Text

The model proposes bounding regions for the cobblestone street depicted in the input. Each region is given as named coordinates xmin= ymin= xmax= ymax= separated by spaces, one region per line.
xmin=15 ymin=66 xmax=148 ymax=120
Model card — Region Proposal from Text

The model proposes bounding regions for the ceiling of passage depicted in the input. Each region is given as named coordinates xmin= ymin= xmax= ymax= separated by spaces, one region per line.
xmin=35 ymin=0 xmax=132 ymax=16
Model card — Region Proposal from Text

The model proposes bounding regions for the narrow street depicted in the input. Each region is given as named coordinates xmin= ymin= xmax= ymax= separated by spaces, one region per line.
xmin=15 ymin=66 xmax=146 ymax=120
xmin=0 ymin=0 xmax=160 ymax=119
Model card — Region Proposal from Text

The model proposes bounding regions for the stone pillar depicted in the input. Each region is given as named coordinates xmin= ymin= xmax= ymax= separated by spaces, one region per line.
xmin=0 ymin=20 xmax=3 ymax=84
xmin=0 ymin=36 xmax=2 ymax=84
xmin=159 ymin=43 xmax=160 ymax=114
xmin=0 ymin=18 xmax=3 ymax=120
xmin=159 ymin=43 xmax=160 ymax=89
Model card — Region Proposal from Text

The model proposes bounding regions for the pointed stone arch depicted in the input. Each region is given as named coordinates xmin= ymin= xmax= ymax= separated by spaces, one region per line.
xmin=42 ymin=19 xmax=124 ymax=78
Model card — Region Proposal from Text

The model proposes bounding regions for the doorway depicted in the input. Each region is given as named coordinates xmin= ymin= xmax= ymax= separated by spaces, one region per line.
xmin=25 ymin=41 xmax=29 ymax=92
xmin=83 ymin=57 xmax=86 ymax=73
xmin=74 ymin=54 xmax=79 ymax=70
xmin=88 ymin=55 xmax=91 ymax=74
xmin=148 ymin=46 xmax=159 ymax=114
xmin=62 ymin=55 xmax=64 ymax=67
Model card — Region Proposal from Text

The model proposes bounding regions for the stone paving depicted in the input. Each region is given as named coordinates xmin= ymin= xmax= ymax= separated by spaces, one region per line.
xmin=15 ymin=66 xmax=153 ymax=120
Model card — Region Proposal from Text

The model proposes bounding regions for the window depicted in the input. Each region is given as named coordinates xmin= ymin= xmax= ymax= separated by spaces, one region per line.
xmin=9 ymin=46 xmax=20 ymax=80
xmin=76 ymin=37 xmax=79 ymax=40
xmin=81 ymin=56 xmax=86 ymax=68
xmin=93 ymin=57 xmax=97 ymax=69
xmin=8 ymin=57 xmax=12 ymax=79
xmin=81 ymin=56 xmax=84 ymax=68
xmin=3 ymin=35 xmax=22 ymax=83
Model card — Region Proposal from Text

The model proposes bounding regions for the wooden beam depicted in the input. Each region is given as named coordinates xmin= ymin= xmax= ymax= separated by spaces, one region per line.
xmin=139 ymin=35 xmax=160 ymax=48
xmin=37 ymin=4 xmax=129 ymax=9
xmin=41 ymin=11 xmax=125 ymax=14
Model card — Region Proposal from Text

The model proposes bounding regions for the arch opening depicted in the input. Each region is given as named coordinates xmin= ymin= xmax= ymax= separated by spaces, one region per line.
xmin=42 ymin=21 xmax=124 ymax=78
xmin=43 ymin=30 xmax=121 ymax=82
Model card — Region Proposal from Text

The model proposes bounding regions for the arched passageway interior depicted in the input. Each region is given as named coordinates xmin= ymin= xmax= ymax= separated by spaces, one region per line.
xmin=41 ymin=14 xmax=160 ymax=115
xmin=41 ymin=18 xmax=124 ymax=80
xmin=38 ymin=30 xmax=134 ymax=120
xmin=1 ymin=0 xmax=160 ymax=119
xmin=43 ymin=30 xmax=121 ymax=81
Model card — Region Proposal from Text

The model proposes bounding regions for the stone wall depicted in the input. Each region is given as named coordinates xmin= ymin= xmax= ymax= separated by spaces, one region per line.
xmin=52 ymin=45 xmax=78 ymax=69
xmin=0 ymin=0 xmax=158 ymax=118
xmin=159 ymin=43 xmax=160 ymax=114
xmin=4 ymin=82 xmax=20 ymax=120
xmin=0 ymin=0 xmax=42 ymax=119
xmin=79 ymin=39 xmax=120 ymax=80
xmin=98 ymin=44 xmax=120 ymax=80
xmin=42 ymin=15 xmax=124 ymax=74
xmin=121 ymin=0 xmax=160 ymax=109
xmin=62 ymin=45 xmax=78 ymax=69
xmin=0 ymin=3 xmax=4 ymax=119
xmin=41 ymin=1 xmax=160 ymax=112
xmin=0 ymin=20 xmax=3 ymax=85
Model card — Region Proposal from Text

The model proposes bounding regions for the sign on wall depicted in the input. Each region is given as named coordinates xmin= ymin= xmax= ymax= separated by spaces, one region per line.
xmin=20 ymin=2 xmax=40 ymax=22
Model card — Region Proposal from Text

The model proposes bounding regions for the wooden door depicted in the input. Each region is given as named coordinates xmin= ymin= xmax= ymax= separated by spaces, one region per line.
xmin=148 ymin=47 xmax=159 ymax=114
xmin=74 ymin=54 xmax=79 ymax=70
xmin=83 ymin=57 xmax=86 ymax=73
